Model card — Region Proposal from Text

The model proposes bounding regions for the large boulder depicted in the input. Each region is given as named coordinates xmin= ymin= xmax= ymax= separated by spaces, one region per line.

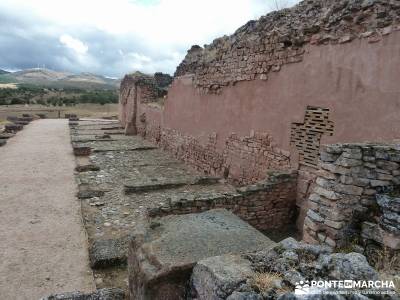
xmin=128 ymin=209 xmax=276 ymax=300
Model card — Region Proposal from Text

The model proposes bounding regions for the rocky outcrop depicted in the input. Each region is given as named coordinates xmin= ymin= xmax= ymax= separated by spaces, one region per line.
xmin=128 ymin=209 xmax=276 ymax=300
xmin=175 ymin=0 xmax=400 ymax=93
xmin=189 ymin=238 xmax=387 ymax=300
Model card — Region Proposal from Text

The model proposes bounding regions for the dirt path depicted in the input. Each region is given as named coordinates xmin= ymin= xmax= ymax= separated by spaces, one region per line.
xmin=0 ymin=119 xmax=95 ymax=300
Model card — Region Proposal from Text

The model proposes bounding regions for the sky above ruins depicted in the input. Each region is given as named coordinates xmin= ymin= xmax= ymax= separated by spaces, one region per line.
xmin=0 ymin=0 xmax=299 ymax=78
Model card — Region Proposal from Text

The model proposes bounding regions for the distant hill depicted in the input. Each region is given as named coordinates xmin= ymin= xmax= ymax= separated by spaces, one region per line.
xmin=6 ymin=68 xmax=119 ymax=90
xmin=0 ymin=69 xmax=10 ymax=75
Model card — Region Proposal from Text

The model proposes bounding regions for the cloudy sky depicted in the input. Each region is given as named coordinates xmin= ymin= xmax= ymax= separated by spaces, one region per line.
xmin=0 ymin=0 xmax=299 ymax=78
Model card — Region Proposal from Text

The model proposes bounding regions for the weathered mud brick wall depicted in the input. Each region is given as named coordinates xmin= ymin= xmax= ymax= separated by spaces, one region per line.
xmin=175 ymin=0 xmax=400 ymax=93
xmin=119 ymin=72 xmax=172 ymax=134
xmin=303 ymin=143 xmax=400 ymax=250
xmin=148 ymin=171 xmax=297 ymax=231
xmin=120 ymin=0 xmax=400 ymax=188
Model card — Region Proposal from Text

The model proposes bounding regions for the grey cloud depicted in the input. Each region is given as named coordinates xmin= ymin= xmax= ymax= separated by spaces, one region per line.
xmin=0 ymin=10 xmax=184 ymax=77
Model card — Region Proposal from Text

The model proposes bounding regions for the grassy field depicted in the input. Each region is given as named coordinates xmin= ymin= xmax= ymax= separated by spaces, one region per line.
xmin=0 ymin=103 xmax=119 ymax=124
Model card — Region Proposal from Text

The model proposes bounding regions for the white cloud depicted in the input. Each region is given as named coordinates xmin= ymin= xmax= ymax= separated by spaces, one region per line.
xmin=59 ymin=34 xmax=88 ymax=54
xmin=129 ymin=52 xmax=152 ymax=63
xmin=0 ymin=0 xmax=300 ymax=76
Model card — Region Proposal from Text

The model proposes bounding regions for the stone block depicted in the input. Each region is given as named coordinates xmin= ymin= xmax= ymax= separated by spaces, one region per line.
xmin=334 ymin=183 xmax=363 ymax=196
xmin=304 ymin=216 xmax=319 ymax=231
xmin=320 ymin=151 xmax=339 ymax=162
xmin=324 ymin=219 xmax=344 ymax=230
xmin=363 ymin=156 xmax=375 ymax=162
xmin=315 ymin=169 xmax=336 ymax=180
xmin=325 ymin=237 xmax=336 ymax=248
xmin=376 ymin=160 xmax=399 ymax=170
xmin=342 ymin=149 xmax=362 ymax=160
xmin=89 ymin=237 xmax=129 ymax=269
xmin=307 ymin=209 xmax=324 ymax=223
xmin=377 ymin=173 xmax=394 ymax=181
xmin=336 ymin=156 xmax=362 ymax=167
xmin=190 ymin=254 xmax=254 ymax=300
xmin=0 ymin=132 xmax=15 ymax=139
xmin=128 ymin=209 xmax=275 ymax=300
xmin=370 ymin=180 xmax=391 ymax=187
xmin=314 ymin=186 xmax=340 ymax=200
xmin=340 ymin=175 xmax=370 ymax=187
xmin=324 ymin=145 xmax=343 ymax=154
xmin=316 ymin=177 xmax=333 ymax=189
xmin=320 ymin=162 xmax=350 ymax=175
xmin=73 ymin=146 xmax=91 ymax=156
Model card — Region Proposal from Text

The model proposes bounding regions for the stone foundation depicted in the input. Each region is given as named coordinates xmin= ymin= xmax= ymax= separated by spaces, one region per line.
xmin=148 ymin=171 xmax=297 ymax=231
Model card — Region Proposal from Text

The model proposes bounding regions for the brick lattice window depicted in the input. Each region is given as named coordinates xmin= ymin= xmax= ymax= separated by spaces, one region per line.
xmin=290 ymin=106 xmax=334 ymax=167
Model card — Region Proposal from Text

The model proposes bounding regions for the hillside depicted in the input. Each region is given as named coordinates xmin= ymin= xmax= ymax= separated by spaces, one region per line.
xmin=0 ymin=69 xmax=10 ymax=75
xmin=6 ymin=68 xmax=119 ymax=90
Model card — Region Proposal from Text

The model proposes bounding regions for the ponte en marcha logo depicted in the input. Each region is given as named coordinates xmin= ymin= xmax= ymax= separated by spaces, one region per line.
xmin=295 ymin=280 xmax=397 ymax=296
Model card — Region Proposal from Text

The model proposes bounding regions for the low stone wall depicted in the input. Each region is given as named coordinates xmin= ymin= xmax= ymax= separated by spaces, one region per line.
xmin=138 ymin=118 xmax=291 ymax=186
xmin=302 ymin=143 xmax=400 ymax=250
xmin=148 ymin=171 xmax=297 ymax=231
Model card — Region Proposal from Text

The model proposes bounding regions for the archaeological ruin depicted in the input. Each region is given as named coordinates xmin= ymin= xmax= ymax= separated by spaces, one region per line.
xmin=118 ymin=0 xmax=400 ymax=299
xmin=22 ymin=0 xmax=399 ymax=299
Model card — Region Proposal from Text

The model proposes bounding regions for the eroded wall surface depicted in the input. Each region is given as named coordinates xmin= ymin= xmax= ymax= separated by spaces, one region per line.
xmin=121 ymin=29 xmax=400 ymax=184
xmin=119 ymin=1 xmax=400 ymax=231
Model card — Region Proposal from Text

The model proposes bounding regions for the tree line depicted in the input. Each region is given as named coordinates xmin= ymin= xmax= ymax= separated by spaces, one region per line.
xmin=0 ymin=85 xmax=118 ymax=106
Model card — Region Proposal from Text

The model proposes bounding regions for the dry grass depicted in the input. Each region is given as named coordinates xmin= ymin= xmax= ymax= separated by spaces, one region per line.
xmin=0 ymin=83 xmax=18 ymax=89
xmin=250 ymin=272 xmax=292 ymax=294
xmin=370 ymin=247 xmax=400 ymax=273
xmin=370 ymin=247 xmax=400 ymax=294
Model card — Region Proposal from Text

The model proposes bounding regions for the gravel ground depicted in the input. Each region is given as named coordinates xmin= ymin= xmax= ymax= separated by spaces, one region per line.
xmin=0 ymin=119 xmax=95 ymax=299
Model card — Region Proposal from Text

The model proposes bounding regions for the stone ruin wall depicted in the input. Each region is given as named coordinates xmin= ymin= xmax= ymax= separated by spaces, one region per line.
xmin=303 ymin=143 xmax=400 ymax=251
xmin=147 ymin=171 xmax=297 ymax=231
xmin=120 ymin=0 xmax=400 ymax=234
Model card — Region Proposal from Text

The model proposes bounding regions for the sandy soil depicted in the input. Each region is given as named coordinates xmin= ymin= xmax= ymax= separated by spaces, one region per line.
xmin=0 ymin=119 xmax=95 ymax=299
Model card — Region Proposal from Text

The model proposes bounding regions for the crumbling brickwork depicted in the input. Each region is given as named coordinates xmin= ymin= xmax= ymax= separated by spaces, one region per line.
xmin=175 ymin=0 xmax=400 ymax=93
xmin=120 ymin=72 xmax=172 ymax=104
xmin=303 ymin=143 xmax=400 ymax=250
